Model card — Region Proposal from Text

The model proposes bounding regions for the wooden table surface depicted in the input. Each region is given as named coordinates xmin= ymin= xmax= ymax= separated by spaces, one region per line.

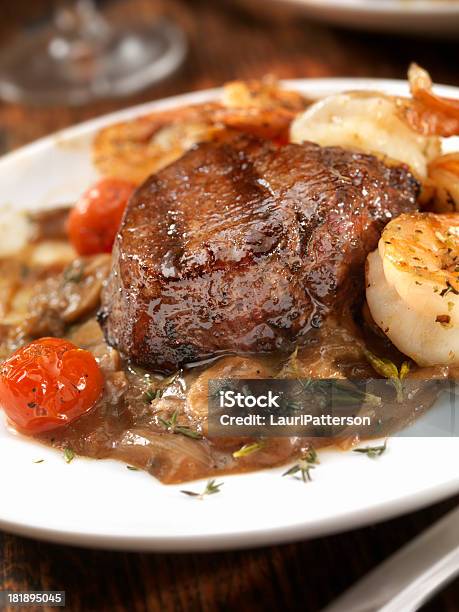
xmin=1 ymin=1 xmax=459 ymax=611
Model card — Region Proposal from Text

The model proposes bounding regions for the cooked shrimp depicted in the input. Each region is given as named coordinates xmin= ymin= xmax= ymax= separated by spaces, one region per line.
xmin=290 ymin=91 xmax=440 ymax=178
xmin=403 ymin=63 xmax=459 ymax=138
xmin=366 ymin=212 xmax=459 ymax=366
xmin=221 ymin=77 xmax=307 ymax=140
xmin=93 ymin=103 xmax=221 ymax=184
xmin=94 ymin=79 xmax=307 ymax=183
xmin=428 ymin=152 xmax=459 ymax=212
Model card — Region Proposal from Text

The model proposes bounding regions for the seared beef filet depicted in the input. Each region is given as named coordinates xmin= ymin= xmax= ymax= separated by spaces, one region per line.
xmin=100 ymin=136 xmax=419 ymax=373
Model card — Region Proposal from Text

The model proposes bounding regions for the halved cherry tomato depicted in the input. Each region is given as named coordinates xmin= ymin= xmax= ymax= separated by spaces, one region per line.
xmin=67 ymin=178 xmax=136 ymax=255
xmin=0 ymin=338 xmax=103 ymax=435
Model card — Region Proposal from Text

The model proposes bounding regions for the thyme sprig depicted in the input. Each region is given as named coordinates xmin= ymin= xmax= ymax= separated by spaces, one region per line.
xmin=440 ymin=281 xmax=459 ymax=298
xmin=144 ymin=388 xmax=163 ymax=403
xmin=282 ymin=448 xmax=319 ymax=483
xmin=364 ymin=349 xmax=410 ymax=403
xmin=63 ymin=448 xmax=75 ymax=464
xmin=144 ymin=371 xmax=181 ymax=403
xmin=181 ymin=479 xmax=224 ymax=499
xmin=233 ymin=441 xmax=265 ymax=458
xmin=276 ymin=346 xmax=301 ymax=379
xmin=63 ymin=263 xmax=84 ymax=284
xmin=159 ymin=410 xmax=202 ymax=439
xmin=303 ymin=379 xmax=382 ymax=408
xmin=353 ymin=439 xmax=387 ymax=459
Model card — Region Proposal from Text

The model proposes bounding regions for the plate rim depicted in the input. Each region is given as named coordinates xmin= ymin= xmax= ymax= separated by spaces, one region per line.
xmin=282 ymin=0 xmax=459 ymax=15
xmin=1 ymin=469 xmax=459 ymax=552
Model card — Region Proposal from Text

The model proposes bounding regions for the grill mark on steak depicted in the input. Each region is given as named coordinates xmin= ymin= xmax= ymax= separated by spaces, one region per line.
xmin=100 ymin=136 xmax=419 ymax=372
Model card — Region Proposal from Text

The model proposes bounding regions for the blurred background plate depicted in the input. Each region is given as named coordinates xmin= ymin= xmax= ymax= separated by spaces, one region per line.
xmin=266 ymin=0 xmax=459 ymax=34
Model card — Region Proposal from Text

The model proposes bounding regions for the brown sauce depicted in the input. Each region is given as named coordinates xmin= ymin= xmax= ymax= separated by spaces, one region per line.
xmin=0 ymin=222 xmax=450 ymax=484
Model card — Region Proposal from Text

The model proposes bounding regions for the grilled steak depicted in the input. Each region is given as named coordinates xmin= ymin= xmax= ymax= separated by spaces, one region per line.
xmin=100 ymin=136 xmax=419 ymax=372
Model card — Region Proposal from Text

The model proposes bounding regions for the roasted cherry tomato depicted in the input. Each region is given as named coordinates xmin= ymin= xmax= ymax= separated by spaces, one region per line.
xmin=67 ymin=178 xmax=135 ymax=255
xmin=0 ymin=338 xmax=103 ymax=435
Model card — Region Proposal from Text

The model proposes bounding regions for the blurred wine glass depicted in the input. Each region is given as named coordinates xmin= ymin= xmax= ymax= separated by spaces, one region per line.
xmin=0 ymin=0 xmax=187 ymax=105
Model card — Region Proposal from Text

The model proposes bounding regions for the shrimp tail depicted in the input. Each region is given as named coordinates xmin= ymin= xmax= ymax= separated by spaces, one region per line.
xmin=402 ymin=63 xmax=459 ymax=138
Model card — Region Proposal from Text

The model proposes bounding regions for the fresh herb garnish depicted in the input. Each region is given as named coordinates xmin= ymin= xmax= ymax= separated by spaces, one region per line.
xmin=233 ymin=441 xmax=264 ymax=458
xmin=159 ymin=410 xmax=202 ymax=439
xmin=144 ymin=388 xmax=163 ymax=403
xmin=144 ymin=372 xmax=181 ymax=403
xmin=364 ymin=349 xmax=410 ymax=403
xmin=440 ymin=281 xmax=459 ymax=297
xmin=127 ymin=465 xmax=139 ymax=471
xmin=20 ymin=264 xmax=30 ymax=279
xmin=353 ymin=440 xmax=387 ymax=458
xmin=327 ymin=381 xmax=381 ymax=408
xmin=276 ymin=346 xmax=300 ymax=378
xmin=63 ymin=448 xmax=75 ymax=464
xmin=63 ymin=264 xmax=84 ymax=284
xmin=33 ymin=459 xmax=44 ymax=464
xmin=399 ymin=361 xmax=410 ymax=380
xmin=181 ymin=479 xmax=224 ymax=499
xmin=282 ymin=448 xmax=319 ymax=483
xmin=284 ymin=379 xmax=381 ymax=415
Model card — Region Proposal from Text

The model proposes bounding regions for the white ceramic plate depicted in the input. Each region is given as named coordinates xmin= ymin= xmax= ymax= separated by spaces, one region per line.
xmin=270 ymin=0 xmax=459 ymax=34
xmin=1 ymin=78 xmax=459 ymax=552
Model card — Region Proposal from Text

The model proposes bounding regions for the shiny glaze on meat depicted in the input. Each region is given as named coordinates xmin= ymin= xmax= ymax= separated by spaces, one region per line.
xmin=100 ymin=137 xmax=420 ymax=373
